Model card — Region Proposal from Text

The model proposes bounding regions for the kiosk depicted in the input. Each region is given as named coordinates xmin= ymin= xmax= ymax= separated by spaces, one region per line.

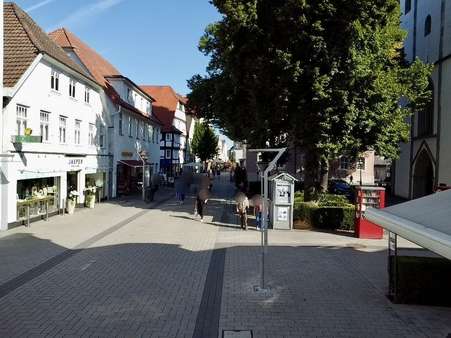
xmin=355 ymin=186 xmax=385 ymax=239
xmin=268 ymin=173 xmax=296 ymax=230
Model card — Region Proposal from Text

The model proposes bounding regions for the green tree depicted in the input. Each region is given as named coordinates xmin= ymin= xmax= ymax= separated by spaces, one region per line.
xmin=188 ymin=0 xmax=432 ymax=200
xmin=191 ymin=122 xmax=219 ymax=163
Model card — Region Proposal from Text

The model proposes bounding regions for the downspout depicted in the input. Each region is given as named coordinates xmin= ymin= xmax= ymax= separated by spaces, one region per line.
xmin=435 ymin=0 xmax=445 ymax=187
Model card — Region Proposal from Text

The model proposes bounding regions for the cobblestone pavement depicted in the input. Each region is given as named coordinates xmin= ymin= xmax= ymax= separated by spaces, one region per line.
xmin=0 ymin=177 xmax=450 ymax=337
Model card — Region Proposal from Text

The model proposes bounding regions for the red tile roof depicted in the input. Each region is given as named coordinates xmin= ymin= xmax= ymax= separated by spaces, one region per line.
xmin=140 ymin=86 xmax=187 ymax=133
xmin=49 ymin=28 xmax=161 ymax=125
xmin=3 ymin=2 xmax=95 ymax=88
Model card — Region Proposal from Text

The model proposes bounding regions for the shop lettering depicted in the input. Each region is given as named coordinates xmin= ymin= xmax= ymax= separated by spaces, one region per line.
xmin=68 ymin=159 xmax=83 ymax=166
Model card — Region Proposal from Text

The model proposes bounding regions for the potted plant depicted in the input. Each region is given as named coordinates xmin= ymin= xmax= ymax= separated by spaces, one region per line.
xmin=84 ymin=186 xmax=97 ymax=209
xmin=66 ymin=190 xmax=79 ymax=214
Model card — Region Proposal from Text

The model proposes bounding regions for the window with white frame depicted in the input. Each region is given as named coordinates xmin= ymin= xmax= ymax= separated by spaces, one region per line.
xmin=339 ymin=156 xmax=350 ymax=170
xmin=127 ymin=88 xmax=132 ymax=102
xmin=40 ymin=111 xmax=50 ymax=141
xmin=51 ymin=70 xmax=59 ymax=91
xmin=69 ymin=79 xmax=76 ymax=98
xmin=166 ymin=133 xmax=172 ymax=141
xmin=166 ymin=149 xmax=171 ymax=159
xmin=84 ymin=86 xmax=90 ymax=103
xmin=146 ymin=101 xmax=151 ymax=113
xmin=59 ymin=116 xmax=67 ymax=143
xmin=89 ymin=123 xmax=95 ymax=146
xmin=74 ymin=120 xmax=81 ymax=145
xmin=119 ymin=113 xmax=123 ymax=136
xmin=148 ymin=124 xmax=155 ymax=143
xmin=16 ymin=105 xmax=28 ymax=136
xmin=136 ymin=119 xmax=139 ymax=139
xmin=356 ymin=157 xmax=366 ymax=170
xmin=128 ymin=116 xmax=132 ymax=137
xmin=143 ymin=123 xmax=148 ymax=141
xmin=99 ymin=124 xmax=105 ymax=148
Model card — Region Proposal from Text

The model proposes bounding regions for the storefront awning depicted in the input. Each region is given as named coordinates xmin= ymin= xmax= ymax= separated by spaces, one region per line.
xmin=365 ymin=190 xmax=451 ymax=260
xmin=118 ymin=160 xmax=146 ymax=168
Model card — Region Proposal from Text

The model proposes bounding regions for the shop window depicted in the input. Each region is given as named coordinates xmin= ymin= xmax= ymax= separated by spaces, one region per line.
xmin=166 ymin=149 xmax=171 ymax=159
xmin=50 ymin=70 xmax=59 ymax=91
xmin=59 ymin=116 xmax=67 ymax=143
xmin=84 ymin=86 xmax=90 ymax=103
xmin=89 ymin=123 xmax=95 ymax=146
xmin=99 ymin=124 xmax=105 ymax=148
xmin=16 ymin=105 xmax=28 ymax=136
xmin=40 ymin=111 xmax=50 ymax=142
xmin=128 ymin=116 xmax=132 ymax=137
xmin=339 ymin=156 xmax=350 ymax=170
xmin=424 ymin=15 xmax=432 ymax=36
xmin=118 ymin=113 xmax=123 ymax=136
xmin=74 ymin=120 xmax=81 ymax=145
xmin=69 ymin=79 xmax=76 ymax=98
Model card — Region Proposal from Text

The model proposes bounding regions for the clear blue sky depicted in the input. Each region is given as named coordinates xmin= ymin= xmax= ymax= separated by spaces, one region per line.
xmin=11 ymin=0 xmax=221 ymax=95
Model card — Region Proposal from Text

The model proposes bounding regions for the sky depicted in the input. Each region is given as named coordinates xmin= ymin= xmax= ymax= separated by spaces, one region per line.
xmin=11 ymin=0 xmax=222 ymax=95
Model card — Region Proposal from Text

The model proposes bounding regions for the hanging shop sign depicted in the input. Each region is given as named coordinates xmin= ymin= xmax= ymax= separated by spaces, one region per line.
xmin=11 ymin=135 xmax=42 ymax=143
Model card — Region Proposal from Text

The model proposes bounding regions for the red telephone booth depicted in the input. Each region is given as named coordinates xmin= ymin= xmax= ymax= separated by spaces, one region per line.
xmin=355 ymin=186 xmax=385 ymax=239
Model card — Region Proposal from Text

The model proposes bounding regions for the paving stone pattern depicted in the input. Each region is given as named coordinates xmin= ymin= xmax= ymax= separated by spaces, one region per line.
xmin=0 ymin=177 xmax=450 ymax=337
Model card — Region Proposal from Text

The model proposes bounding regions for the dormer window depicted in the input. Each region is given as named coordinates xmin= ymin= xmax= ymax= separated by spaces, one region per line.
xmin=51 ymin=70 xmax=59 ymax=91
xmin=69 ymin=79 xmax=76 ymax=98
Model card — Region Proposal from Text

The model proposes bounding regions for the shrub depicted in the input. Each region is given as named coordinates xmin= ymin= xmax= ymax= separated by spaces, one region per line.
xmin=293 ymin=201 xmax=354 ymax=231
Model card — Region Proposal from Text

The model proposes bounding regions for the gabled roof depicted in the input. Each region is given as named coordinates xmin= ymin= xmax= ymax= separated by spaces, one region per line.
xmin=49 ymin=27 xmax=120 ymax=87
xmin=49 ymin=28 xmax=162 ymax=125
xmin=139 ymin=85 xmax=187 ymax=133
xmin=3 ymin=2 xmax=95 ymax=88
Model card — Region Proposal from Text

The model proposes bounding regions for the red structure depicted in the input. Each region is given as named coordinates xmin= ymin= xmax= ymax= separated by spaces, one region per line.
xmin=355 ymin=186 xmax=385 ymax=239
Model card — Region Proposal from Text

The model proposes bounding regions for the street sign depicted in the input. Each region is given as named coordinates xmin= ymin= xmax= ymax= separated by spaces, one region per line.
xmin=11 ymin=135 xmax=42 ymax=143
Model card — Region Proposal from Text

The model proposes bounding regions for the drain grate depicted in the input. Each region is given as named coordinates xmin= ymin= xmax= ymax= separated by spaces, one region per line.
xmin=223 ymin=330 xmax=253 ymax=338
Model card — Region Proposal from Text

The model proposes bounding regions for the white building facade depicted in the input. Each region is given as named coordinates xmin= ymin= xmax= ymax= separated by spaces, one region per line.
xmin=50 ymin=28 xmax=162 ymax=198
xmin=1 ymin=56 xmax=106 ymax=229
xmin=393 ymin=0 xmax=451 ymax=199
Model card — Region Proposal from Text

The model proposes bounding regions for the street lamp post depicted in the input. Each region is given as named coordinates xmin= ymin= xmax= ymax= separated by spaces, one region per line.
xmin=249 ymin=147 xmax=286 ymax=293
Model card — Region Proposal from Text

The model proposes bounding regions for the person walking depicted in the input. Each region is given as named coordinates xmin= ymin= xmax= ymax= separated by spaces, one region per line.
xmin=195 ymin=190 xmax=208 ymax=222
xmin=237 ymin=195 xmax=250 ymax=230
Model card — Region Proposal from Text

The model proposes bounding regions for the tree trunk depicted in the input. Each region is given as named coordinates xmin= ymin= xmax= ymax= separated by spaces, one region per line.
xmin=303 ymin=149 xmax=320 ymax=201
xmin=319 ymin=156 xmax=329 ymax=193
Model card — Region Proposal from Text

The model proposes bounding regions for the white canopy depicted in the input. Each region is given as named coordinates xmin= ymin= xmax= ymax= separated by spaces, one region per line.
xmin=365 ymin=190 xmax=451 ymax=260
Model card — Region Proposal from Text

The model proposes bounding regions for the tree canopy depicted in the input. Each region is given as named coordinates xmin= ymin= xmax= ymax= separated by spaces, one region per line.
xmin=191 ymin=121 xmax=219 ymax=162
xmin=188 ymin=0 xmax=432 ymax=199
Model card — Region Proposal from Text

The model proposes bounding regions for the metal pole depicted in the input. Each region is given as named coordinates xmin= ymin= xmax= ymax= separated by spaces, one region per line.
xmin=45 ymin=200 xmax=49 ymax=221
xmin=142 ymin=163 xmax=146 ymax=201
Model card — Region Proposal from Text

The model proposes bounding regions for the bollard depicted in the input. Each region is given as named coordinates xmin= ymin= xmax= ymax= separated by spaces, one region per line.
xmin=26 ymin=205 xmax=30 ymax=227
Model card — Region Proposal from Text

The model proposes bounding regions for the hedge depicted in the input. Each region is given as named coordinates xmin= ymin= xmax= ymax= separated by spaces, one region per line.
xmin=294 ymin=193 xmax=355 ymax=231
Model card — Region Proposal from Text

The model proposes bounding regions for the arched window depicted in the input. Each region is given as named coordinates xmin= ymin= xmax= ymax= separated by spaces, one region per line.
xmin=424 ymin=15 xmax=432 ymax=36
xmin=418 ymin=79 xmax=434 ymax=137
xmin=405 ymin=0 xmax=411 ymax=14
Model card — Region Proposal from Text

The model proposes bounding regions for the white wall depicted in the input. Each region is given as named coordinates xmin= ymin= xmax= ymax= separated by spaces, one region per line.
xmin=1 ymin=58 xmax=106 ymax=226
xmin=108 ymin=78 xmax=152 ymax=115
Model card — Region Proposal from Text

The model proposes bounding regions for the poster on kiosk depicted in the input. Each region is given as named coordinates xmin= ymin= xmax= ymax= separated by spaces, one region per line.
xmin=355 ymin=186 xmax=385 ymax=239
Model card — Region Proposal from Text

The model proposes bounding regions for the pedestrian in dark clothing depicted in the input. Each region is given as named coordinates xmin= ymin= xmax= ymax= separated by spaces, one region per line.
xmin=195 ymin=193 xmax=208 ymax=222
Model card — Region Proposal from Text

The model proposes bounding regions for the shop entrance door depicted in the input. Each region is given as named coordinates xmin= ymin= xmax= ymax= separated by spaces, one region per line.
xmin=67 ymin=171 xmax=78 ymax=195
